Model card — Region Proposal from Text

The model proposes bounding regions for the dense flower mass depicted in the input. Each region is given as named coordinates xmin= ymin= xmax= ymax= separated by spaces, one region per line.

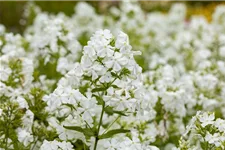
xmin=0 ymin=1 xmax=225 ymax=150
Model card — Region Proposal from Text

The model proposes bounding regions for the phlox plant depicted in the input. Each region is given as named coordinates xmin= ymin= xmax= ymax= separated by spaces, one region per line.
xmin=0 ymin=1 xmax=225 ymax=150
xmin=42 ymin=29 xmax=157 ymax=150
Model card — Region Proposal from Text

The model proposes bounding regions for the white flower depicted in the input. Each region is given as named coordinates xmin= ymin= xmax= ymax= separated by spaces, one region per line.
xmin=115 ymin=31 xmax=132 ymax=53
xmin=81 ymin=55 xmax=93 ymax=68
xmin=0 ymin=109 xmax=2 ymax=116
xmin=57 ymin=141 xmax=74 ymax=150
xmin=95 ymin=29 xmax=113 ymax=41
xmin=147 ymin=146 xmax=160 ymax=150
xmin=214 ymin=118 xmax=225 ymax=132
xmin=99 ymin=72 xmax=113 ymax=83
xmin=40 ymin=140 xmax=73 ymax=150
xmin=195 ymin=74 xmax=218 ymax=90
xmin=75 ymin=2 xmax=95 ymax=16
xmin=0 ymin=67 xmax=12 ymax=81
xmin=17 ymin=128 xmax=34 ymax=147
xmin=83 ymin=44 xmax=97 ymax=58
xmin=219 ymin=46 xmax=225 ymax=57
xmin=16 ymin=97 xmax=29 ymax=109
xmin=198 ymin=112 xmax=215 ymax=127
xmin=22 ymin=110 xmax=34 ymax=130
xmin=205 ymin=132 xmax=222 ymax=147
xmin=120 ymin=136 xmax=142 ymax=150
xmin=103 ymin=138 xmax=120 ymax=150
xmin=0 ymin=24 xmax=5 ymax=35
xmin=40 ymin=140 xmax=59 ymax=150
xmin=97 ymin=43 xmax=114 ymax=58
xmin=105 ymin=52 xmax=129 ymax=72
xmin=78 ymin=97 xmax=98 ymax=125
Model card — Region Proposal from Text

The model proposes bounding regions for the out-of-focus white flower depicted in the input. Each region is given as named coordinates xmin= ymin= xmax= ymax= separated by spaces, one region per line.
xmin=0 ymin=109 xmax=2 ymax=116
xmin=205 ymin=132 xmax=222 ymax=147
xmin=16 ymin=97 xmax=29 ymax=109
xmin=17 ymin=128 xmax=34 ymax=147
xmin=198 ymin=112 xmax=215 ymax=127
xmin=219 ymin=46 xmax=225 ymax=57
xmin=0 ymin=67 xmax=12 ymax=81
xmin=215 ymin=118 xmax=225 ymax=132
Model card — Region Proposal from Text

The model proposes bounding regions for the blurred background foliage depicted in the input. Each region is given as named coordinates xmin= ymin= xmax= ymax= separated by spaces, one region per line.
xmin=0 ymin=1 xmax=225 ymax=34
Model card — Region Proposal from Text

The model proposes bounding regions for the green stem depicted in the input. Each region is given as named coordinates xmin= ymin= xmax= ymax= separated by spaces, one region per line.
xmin=97 ymin=102 xmax=105 ymax=133
xmin=93 ymin=102 xmax=105 ymax=150
xmin=93 ymin=75 xmax=118 ymax=150
xmin=93 ymin=137 xmax=98 ymax=150
xmin=31 ymin=137 xmax=38 ymax=150
xmin=102 ymin=116 xmax=120 ymax=135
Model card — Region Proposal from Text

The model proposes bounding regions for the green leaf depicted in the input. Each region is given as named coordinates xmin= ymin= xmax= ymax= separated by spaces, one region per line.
xmin=91 ymin=87 xmax=106 ymax=93
xmin=62 ymin=103 xmax=75 ymax=109
xmin=92 ymin=94 xmax=104 ymax=105
xmin=111 ymin=72 xmax=118 ymax=78
xmin=99 ymin=129 xmax=130 ymax=139
xmin=79 ymin=83 xmax=89 ymax=95
xmin=120 ymin=68 xmax=131 ymax=76
xmin=104 ymin=106 xmax=127 ymax=116
xmin=111 ymin=85 xmax=119 ymax=88
xmin=64 ymin=125 xmax=83 ymax=132
xmin=63 ymin=126 xmax=94 ymax=137
xmin=83 ymin=75 xmax=92 ymax=81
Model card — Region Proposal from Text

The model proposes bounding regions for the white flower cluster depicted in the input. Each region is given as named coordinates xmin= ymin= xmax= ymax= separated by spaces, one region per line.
xmin=177 ymin=111 xmax=225 ymax=150
xmin=0 ymin=44 xmax=35 ymax=148
xmin=40 ymin=140 xmax=73 ymax=150
xmin=71 ymin=2 xmax=104 ymax=40
xmin=42 ymin=30 xmax=157 ymax=149
xmin=0 ymin=1 xmax=225 ymax=150
xmin=0 ymin=25 xmax=56 ymax=150
xmin=25 ymin=13 xmax=82 ymax=74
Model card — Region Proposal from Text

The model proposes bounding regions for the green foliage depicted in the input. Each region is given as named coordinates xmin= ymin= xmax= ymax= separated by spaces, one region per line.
xmin=36 ymin=57 xmax=62 ymax=80
xmin=25 ymin=87 xmax=57 ymax=146
xmin=73 ymin=139 xmax=88 ymax=150
xmin=64 ymin=68 xmax=133 ymax=149
xmin=99 ymin=129 xmax=130 ymax=139
xmin=25 ymin=88 xmax=48 ymax=122
xmin=63 ymin=126 xmax=95 ymax=138
xmin=0 ymin=100 xmax=25 ymax=149
xmin=91 ymin=87 xmax=106 ymax=93
xmin=135 ymin=55 xmax=148 ymax=72
xmin=104 ymin=106 xmax=127 ymax=116
xmin=3 ymin=59 xmax=23 ymax=88
xmin=92 ymin=94 xmax=104 ymax=105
